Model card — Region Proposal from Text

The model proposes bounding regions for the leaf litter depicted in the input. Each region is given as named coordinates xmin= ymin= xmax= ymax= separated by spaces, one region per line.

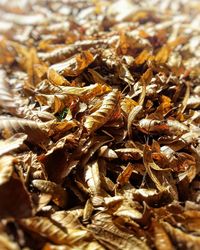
xmin=0 ymin=0 xmax=200 ymax=249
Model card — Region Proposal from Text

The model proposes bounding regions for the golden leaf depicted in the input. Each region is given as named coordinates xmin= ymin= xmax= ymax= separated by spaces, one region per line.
xmin=120 ymin=97 xmax=138 ymax=118
xmin=19 ymin=216 xmax=69 ymax=245
xmin=0 ymin=230 xmax=20 ymax=250
xmin=84 ymin=90 xmax=120 ymax=133
xmin=89 ymin=212 xmax=149 ymax=250
xmin=162 ymin=221 xmax=200 ymax=249
xmin=47 ymin=68 xmax=71 ymax=86
xmin=50 ymin=51 xmax=94 ymax=77
xmin=88 ymin=68 xmax=107 ymax=85
xmin=0 ymin=39 xmax=16 ymax=65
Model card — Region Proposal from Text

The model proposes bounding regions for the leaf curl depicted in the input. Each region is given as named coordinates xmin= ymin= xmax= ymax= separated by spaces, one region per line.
xmin=84 ymin=90 xmax=120 ymax=133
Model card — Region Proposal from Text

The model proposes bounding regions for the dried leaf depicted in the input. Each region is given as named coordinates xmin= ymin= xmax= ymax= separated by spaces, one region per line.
xmin=19 ymin=216 xmax=69 ymax=245
xmin=0 ymin=133 xmax=27 ymax=156
xmin=50 ymin=51 xmax=94 ymax=77
xmin=89 ymin=212 xmax=149 ymax=250
xmin=0 ymin=0 xmax=200 ymax=248
xmin=116 ymin=163 xmax=134 ymax=187
xmin=88 ymin=68 xmax=107 ymax=85
xmin=0 ymin=155 xmax=13 ymax=185
xmin=0 ymin=69 xmax=17 ymax=114
xmin=32 ymin=179 xmax=68 ymax=208
xmin=98 ymin=146 xmax=118 ymax=159
xmin=0 ymin=174 xmax=33 ymax=219
xmin=84 ymin=161 xmax=101 ymax=196
xmin=155 ymin=46 xmax=171 ymax=64
xmin=162 ymin=221 xmax=200 ymax=249
xmin=0 ymin=231 xmax=20 ymax=250
xmin=143 ymin=145 xmax=165 ymax=192
xmin=47 ymin=68 xmax=70 ymax=86
xmin=152 ymin=220 xmax=174 ymax=250
xmin=135 ymin=50 xmax=152 ymax=65
xmin=84 ymin=90 xmax=120 ymax=133
xmin=0 ymin=117 xmax=49 ymax=145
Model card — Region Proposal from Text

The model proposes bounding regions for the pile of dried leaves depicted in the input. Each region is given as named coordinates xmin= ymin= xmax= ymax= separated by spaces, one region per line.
xmin=0 ymin=0 xmax=200 ymax=249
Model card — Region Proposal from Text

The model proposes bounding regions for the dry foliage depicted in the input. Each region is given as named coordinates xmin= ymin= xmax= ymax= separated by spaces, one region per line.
xmin=0 ymin=0 xmax=200 ymax=249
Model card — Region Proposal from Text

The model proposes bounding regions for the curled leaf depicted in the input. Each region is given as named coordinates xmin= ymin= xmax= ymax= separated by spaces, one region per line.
xmin=50 ymin=51 xmax=94 ymax=77
xmin=84 ymin=90 xmax=120 ymax=133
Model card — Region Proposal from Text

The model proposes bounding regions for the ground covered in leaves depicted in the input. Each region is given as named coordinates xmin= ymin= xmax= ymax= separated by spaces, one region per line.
xmin=0 ymin=0 xmax=200 ymax=249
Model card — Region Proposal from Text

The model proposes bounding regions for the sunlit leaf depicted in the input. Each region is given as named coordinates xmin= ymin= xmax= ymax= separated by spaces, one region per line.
xmin=0 ymin=0 xmax=200 ymax=248
xmin=84 ymin=161 xmax=101 ymax=196
xmin=50 ymin=51 xmax=94 ymax=77
xmin=89 ymin=212 xmax=149 ymax=250
xmin=0 ymin=117 xmax=49 ymax=145
xmin=84 ymin=90 xmax=120 ymax=133
xmin=0 ymin=155 xmax=13 ymax=185
xmin=19 ymin=216 xmax=69 ymax=245
xmin=0 ymin=133 xmax=27 ymax=156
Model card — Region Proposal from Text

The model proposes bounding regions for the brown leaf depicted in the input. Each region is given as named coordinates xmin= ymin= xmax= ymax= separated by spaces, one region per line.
xmin=143 ymin=145 xmax=165 ymax=192
xmin=50 ymin=51 xmax=94 ymax=77
xmin=0 ymin=155 xmax=13 ymax=185
xmin=88 ymin=212 xmax=149 ymax=250
xmin=135 ymin=50 xmax=152 ymax=65
xmin=155 ymin=46 xmax=171 ymax=64
xmin=0 ymin=133 xmax=27 ymax=156
xmin=84 ymin=161 xmax=102 ymax=197
xmin=0 ymin=117 xmax=49 ymax=145
xmin=0 ymin=0 xmax=200 ymax=248
xmin=0 ymin=69 xmax=17 ymax=115
xmin=19 ymin=216 xmax=69 ymax=245
xmin=152 ymin=220 xmax=174 ymax=250
xmin=0 ymin=173 xmax=33 ymax=218
xmin=162 ymin=221 xmax=200 ymax=250
xmin=0 ymin=230 xmax=20 ymax=250
xmin=0 ymin=39 xmax=16 ymax=65
xmin=47 ymin=68 xmax=71 ymax=86
xmin=32 ymin=179 xmax=68 ymax=208
xmin=84 ymin=90 xmax=120 ymax=133
xmin=116 ymin=163 xmax=134 ymax=187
